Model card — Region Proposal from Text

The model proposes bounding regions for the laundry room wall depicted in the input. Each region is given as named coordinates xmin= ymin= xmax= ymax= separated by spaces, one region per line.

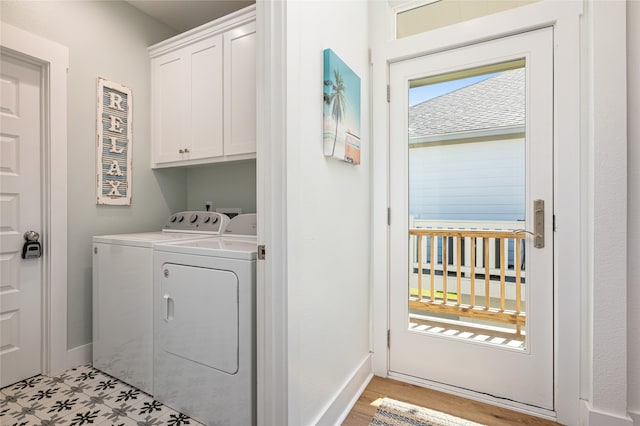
xmin=0 ymin=2 xmax=185 ymax=353
xmin=185 ymin=160 xmax=257 ymax=214
xmin=284 ymin=1 xmax=371 ymax=424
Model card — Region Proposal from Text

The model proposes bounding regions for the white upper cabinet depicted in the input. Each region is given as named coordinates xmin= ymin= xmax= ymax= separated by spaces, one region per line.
xmin=149 ymin=6 xmax=256 ymax=168
xmin=224 ymin=22 xmax=256 ymax=156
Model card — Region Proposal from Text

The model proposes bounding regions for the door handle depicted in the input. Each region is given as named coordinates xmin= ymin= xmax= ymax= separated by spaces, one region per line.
xmin=533 ymin=199 xmax=544 ymax=248
xmin=163 ymin=294 xmax=174 ymax=322
xmin=513 ymin=199 xmax=545 ymax=249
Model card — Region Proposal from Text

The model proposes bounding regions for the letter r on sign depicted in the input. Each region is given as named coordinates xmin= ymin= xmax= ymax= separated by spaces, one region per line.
xmin=108 ymin=92 xmax=125 ymax=111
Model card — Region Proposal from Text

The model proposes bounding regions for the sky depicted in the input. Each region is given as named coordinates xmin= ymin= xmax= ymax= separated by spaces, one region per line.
xmin=409 ymin=72 xmax=500 ymax=106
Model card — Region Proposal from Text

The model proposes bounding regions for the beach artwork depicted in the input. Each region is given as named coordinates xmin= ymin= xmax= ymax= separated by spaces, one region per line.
xmin=323 ymin=49 xmax=361 ymax=164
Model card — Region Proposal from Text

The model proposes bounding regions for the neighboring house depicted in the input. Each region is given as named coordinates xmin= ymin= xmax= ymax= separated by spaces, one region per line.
xmin=408 ymin=68 xmax=526 ymax=222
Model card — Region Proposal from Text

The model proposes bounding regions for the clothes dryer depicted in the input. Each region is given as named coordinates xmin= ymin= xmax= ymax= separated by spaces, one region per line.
xmin=152 ymin=216 xmax=257 ymax=425
xmin=92 ymin=211 xmax=229 ymax=394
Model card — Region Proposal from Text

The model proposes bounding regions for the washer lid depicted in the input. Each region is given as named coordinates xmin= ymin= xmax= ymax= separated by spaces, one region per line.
xmin=92 ymin=232 xmax=211 ymax=248
xmin=154 ymin=237 xmax=257 ymax=260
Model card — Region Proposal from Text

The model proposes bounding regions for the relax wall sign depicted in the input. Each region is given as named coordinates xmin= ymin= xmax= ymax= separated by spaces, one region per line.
xmin=96 ymin=78 xmax=132 ymax=205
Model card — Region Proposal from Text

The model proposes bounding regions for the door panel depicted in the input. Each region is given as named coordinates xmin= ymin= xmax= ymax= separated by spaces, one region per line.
xmin=0 ymin=53 xmax=43 ymax=387
xmin=389 ymin=28 xmax=553 ymax=409
xmin=159 ymin=263 xmax=239 ymax=375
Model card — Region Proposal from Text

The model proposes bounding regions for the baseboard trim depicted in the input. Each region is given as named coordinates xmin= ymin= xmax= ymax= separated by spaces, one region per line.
xmin=629 ymin=410 xmax=639 ymax=425
xmin=67 ymin=343 xmax=92 ymax=370
xmin=313 ymin=354 xmax=373 ymax=426
xmin=580 ymin=400 xmax=634 ymax=426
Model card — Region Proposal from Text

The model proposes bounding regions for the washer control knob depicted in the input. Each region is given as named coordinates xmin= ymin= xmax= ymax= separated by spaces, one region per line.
xmin=203 ymin=216 xmax=211 ymax=224
xmin=176 ymin=215 xmax=184 ymax=223
xmin=190 ymin=214 xmax=198 ymax=224
xmin=211 ymin=216 xmax=218 ymax=224
xmin=169 ymin=215 xmax=178 ymax=223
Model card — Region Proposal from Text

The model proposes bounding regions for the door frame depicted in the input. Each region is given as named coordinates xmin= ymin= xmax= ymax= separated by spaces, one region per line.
xmin=371 ymin=1 xmax=581 ymax=424
xmin=1 ymin=23 xmax=68 ymax=377
xmin=255 ymin=1 xmax=289 ymax=425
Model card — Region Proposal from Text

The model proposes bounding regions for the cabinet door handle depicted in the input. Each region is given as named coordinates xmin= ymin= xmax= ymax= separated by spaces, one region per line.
xmin=184 ymin=148 xmax=189 ymax=153
xmin=178 ymin=149 xmax=184 ymax=154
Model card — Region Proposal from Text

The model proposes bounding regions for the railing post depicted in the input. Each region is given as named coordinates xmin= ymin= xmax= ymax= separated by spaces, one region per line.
xmin=456 ymin=235 xmax=462 ymax=305
xmin=484 ymin=238 xmax=490 ymax=309
xmin=430 ymin=234 xmax=435 ymax=302
xmin=470 ymin=237 xmax=476 ymax=307
xmin=417 ymin=234 xmax=423 ymax=301
xmin=516 ymin=236 xmax=522 ymax=335
xmin=500 ymin=238 xmax=506 ymax=312
xmin=442 ymin=236 xmax=448 ymax=303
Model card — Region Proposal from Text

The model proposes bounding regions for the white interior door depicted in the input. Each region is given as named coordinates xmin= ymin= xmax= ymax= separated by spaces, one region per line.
xmin=0 ymin=52 xmax=43 ymax=387
xmin=389 ymin=28 xmax=554 ymax=410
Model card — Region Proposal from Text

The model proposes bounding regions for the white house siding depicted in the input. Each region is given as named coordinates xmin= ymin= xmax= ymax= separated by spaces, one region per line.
xmin=409 ymin=137 xmax=525 ymax=221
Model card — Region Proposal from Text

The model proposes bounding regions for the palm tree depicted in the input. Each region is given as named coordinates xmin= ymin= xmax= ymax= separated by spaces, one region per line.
xmin=324 ymin=69 xmax=346 ymax=156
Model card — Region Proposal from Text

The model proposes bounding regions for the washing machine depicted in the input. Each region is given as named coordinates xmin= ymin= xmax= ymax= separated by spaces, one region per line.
xmin=152 ymin=215 xmax=257 ymax=425
xmin=92 ymin=211 xmax=230 ymax=394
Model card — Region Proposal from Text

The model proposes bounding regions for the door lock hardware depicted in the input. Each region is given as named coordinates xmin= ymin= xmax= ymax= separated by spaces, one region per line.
xmin=22 ymin=230 xmax=42 ymax=259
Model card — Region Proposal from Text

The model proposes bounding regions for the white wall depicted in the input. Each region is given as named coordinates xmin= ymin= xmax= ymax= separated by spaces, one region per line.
xmin=285 ymin=1 xmax=371 ymax=424
xmin=186 ymin=160 xmax=257 ymax=213
xmin=0 ymin=1 xmax=184 ymax=349
xmin=627 ymin=0 xmax=640 ymax=422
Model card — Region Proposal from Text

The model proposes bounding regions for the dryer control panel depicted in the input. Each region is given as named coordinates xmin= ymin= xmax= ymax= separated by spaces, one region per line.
xmin=163 ymin=211 xmax=231 ymax=234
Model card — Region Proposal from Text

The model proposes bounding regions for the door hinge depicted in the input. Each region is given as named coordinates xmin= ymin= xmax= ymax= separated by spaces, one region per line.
xmin=258 ymin=244 xmax=266 ymax=260
xmin=387 ymin=329 xmax=391 ymax=348
xmin=387 ymin=208 xmax=391 ymax=226
xmin=387 ymin=85 xmax=390 ymax=103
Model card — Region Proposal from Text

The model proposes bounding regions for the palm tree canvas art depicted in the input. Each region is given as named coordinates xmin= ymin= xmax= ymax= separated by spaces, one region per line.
xmin=323 ymin=49 xmax=361 ymax=164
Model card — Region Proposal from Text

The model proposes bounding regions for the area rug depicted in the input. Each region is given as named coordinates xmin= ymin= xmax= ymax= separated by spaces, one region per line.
xmin=370 ymin=398 xmax=485 ymax=426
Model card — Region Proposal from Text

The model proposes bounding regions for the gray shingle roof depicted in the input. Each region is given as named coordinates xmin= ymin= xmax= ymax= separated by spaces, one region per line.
xmin=409 ymin=68 xmax=524 ymax=139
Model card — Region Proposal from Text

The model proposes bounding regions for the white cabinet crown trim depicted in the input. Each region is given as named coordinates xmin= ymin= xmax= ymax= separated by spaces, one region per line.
xmin=148 ymin=4 xmax=256 ymax=58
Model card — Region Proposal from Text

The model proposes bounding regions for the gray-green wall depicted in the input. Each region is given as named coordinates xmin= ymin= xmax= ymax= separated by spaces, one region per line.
xmin=0 ymin=1 xmax=257 ymax=350
xmin=186 ymin=160 xmax=257 ymax=213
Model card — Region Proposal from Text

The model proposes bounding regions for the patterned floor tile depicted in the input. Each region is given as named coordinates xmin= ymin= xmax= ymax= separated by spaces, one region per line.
xmin=2 ymin=376 xmax=48 ymax=397
xmin=39 ymin=373 xmax=74 ymax=388
xmin=1 ymin=400 xmax=25 ymax=419
xmin=102 ymin=386 xmax=148 ymax=409
xmin=23 ymin=384 xmax=68 ymax=411
xmin=96 ymin=415 xmax=139 ymax=426
xmin=158 ymin=410 xmax=200 ymax=426
xmin=58 ymin=406 xmax=112 ymax=426
xmin=79 ymin=392 xmax=118 ymax=412
xmin=126 ymin=398 xmax=171 ymax=423
xmin=2 ymin=400 xmax=45 ymax=425
xmin=2 ymin=367 xmax=199 ymax=426
xmin=36 ymin=393 xmax=93 ymax=422
xmin=1 ymin=389 xmax=29 ymax=407
xmin=81 ymin=379 xmax=129 ymax=400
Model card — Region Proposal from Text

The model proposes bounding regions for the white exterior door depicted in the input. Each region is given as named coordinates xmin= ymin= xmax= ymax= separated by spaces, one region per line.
xmin=389 ymin=28 xmax=554 ymax=410
xmin=0 ymin=53 xmax=43 ymax=387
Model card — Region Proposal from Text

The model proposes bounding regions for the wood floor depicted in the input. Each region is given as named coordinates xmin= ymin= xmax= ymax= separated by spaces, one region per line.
xmin=342 ymin=376 xmax=562 ymax=426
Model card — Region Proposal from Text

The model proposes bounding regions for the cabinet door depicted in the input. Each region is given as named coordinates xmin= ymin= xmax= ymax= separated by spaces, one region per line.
xmin=224 ymin=21 xmax=256 ymax=156
xmin=189 ymin=35 xmax=224 ymax=160
xmin=152 ymin=50 xmax=188 ymax=164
